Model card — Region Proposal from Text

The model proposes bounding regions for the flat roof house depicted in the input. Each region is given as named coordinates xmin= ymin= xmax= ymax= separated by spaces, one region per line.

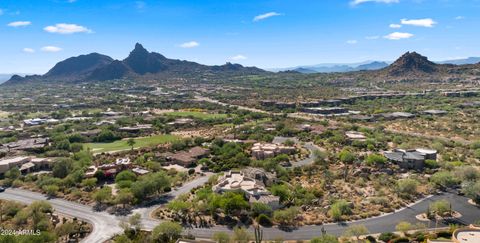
xmin=301 ymin=107 xmax=349 ymax=116
xmin=3 ymin=138 xmax=49 ymax=152
xmin=380 ymin=112 xmax=415 ymax=120
xmin=251 ymin=142 xmax=296 ymax=160
xmin=384 ymin=148 xmax=437 ymax=171
xmin=0 ymin=157 xmax=55 ymax=175
xmin=213 ymin=168 xmax=281 ymax=209
xmin=0 ymin=157 xmax=30 ymax=174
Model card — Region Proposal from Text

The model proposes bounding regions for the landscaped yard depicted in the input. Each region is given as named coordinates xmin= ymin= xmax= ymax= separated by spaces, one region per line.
xmin=165 ymin=111 xmax=229 ymax=120
xmin=84 ymin=134 xmax=180 ymax=153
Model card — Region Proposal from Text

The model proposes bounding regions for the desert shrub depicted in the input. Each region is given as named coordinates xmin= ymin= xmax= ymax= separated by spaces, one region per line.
xmin=378 ymin=232 xmax=398 ymax=242
xmin=425 ymin=159 xmax=439 ymax=169
xmin=391 ymin=237 xmax=410 ymax=243
xmin=365 ymin=235 xmax=377 ymax=242
xmin=396 ymin=178 xmax=419 ymax=198
xmin=256 ymin=214 xmax=272 ymax=226
xmin=436 ymin=231 xmax=452 ymax=239
xmin=329 ymin=200 xmax=352 ymax=221
xmin=430 ymin=171 xmax=459 ymax=188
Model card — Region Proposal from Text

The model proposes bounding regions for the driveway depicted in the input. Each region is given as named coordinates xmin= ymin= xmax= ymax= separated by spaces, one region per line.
xmin=272 ymin=136 xmax=324 ymax=167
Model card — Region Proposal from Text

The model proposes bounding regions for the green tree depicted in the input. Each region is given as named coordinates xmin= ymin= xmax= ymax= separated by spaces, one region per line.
xmin=212 ymin=232 xmax=231 ymax=243
xmin=310 ymin=234 xmax=339 ymax=243
xmin=115 ymin=189 xmax=134 ymax=208
xmin=5 ymin=167 xmax=21 ymax=181
xmin=271 ymin=184 xmax=291 ymax=202
xmin=56 ymin=222 xmax=76 ymax=241
xmin=95 ymin=129 xmax=118 ymax=143
xmin=314 ymin=150 xmax=329 ymax=169
xmin=329 ymin=200 xmax=352 ymax=221
xmin=221 ymin=192 xmax=249 ymax=215
xmin=127 ymin=138 xmax=136 ymax=150
xmin=232 ymin=227 xmax=252 ymax=243
xmin=396 ymin=178 xmax=419 ymax=199
xmin=113 ymin=234 xmax=132 ymax=243
xmin=115 ymin=170 xmax=137 ymax=183
xmin=130 ymin=172 xmax=171 ymax=200
xmin=93 ymin=186 xmax=113 ymax=205
xmin=43 ymin=185 xmax=59 ymax=197
xmin=430 ymin=171 xmax=459 ymax=189
xmin=462 ymin=181 xmax=480 ymax=204
xmin=128 ymin=213 xmax=142 ymax=232
xmin=343 ymin=224 xmax=369 ymax=241
xmin=52 ymin=158 xmax=73 ymax=178
xmin=429 ymin=200 xmax=451 ymax=217
xmin=396 ymin=221 xmax=413 ymax=235
xmin=338 ymin=149 xmax=355 ymax=164
xmin=251 ymin=202 xmax=273 ymax=217
xmin=365 ymin=154 xmax=387 ymax=166
xmin=152 ymin=222 xmax=183 ymax=243
xmin=28 ymin=201 xmax=53 ymax=229
xmin=81 ymin=178 xmax=98 ymax=191
xmin=273 ymin=207 xmax=299 ymax=226
xmin=167 ymin=199 xmax=191 ymax=218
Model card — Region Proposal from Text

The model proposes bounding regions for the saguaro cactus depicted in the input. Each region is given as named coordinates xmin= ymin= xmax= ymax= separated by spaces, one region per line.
xmin=254 ymin=224 xmax=263 ymax=243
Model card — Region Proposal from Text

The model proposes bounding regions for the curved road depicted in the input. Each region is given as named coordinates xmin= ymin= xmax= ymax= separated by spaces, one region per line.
xmin=272 ymin=136 xmax=323 ymax=168
xmin=187 ymin=191 xmax=480 ymax=240
xmin=0 ymin=188 xmax=122 ymax=243
xmin=1 ymin=188 xmax=479 ymax=242
xmin=3 ymin=139 xmax=477 ymax=242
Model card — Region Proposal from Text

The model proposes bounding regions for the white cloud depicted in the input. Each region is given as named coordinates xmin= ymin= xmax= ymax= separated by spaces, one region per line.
xmin=44 ymin=23 xmax=92 ymax=34
xmin=7 ymin=21 xmax=32 ymax=27
xmin=400 ymin=18 xmax=436 ymax=27
xmin=384 ymin=32 xmax=414 ymax=40
xmin=41 ymin=46 xmax=62 ymax=52
xmin=389 ymin=23 xmax=402 ymax=28
xmin=253 ymin=12 xmax=282 ymax=22
xmin=179 ymin=41 xmax=199 ymax=48
xmin=23 ymin=48 xmax=35 ymax=53
xmin=346 ymin=40 xmax=358 ymax=44
xmin=365 ymin=35 xmax=380 ymax=40
xmin=455 ymin=16 xmax=465 ymax=20
xmin=351 ymin=0 xmax=399 ymax=6
xmin=230 ymin=55 xmax=247 ymax=61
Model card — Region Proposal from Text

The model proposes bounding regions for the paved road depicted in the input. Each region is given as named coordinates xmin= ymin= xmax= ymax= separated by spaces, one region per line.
xmin=132 ymin=173 xmax=213 ymax=219
xmin=272 ymin=136 xmax=324 ymax=168
xmin=1 ymin=188 xmax=479 ymax=241
xmin=186 ymin=192 xmax=480 ymax=240
xmin=0 ymin=174 xmax=212 ymax=243
xmin=0 ymin=188 xmax=123 ymax=243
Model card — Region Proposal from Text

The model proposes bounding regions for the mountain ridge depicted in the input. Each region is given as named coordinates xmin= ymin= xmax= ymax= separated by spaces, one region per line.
xmin=4 ymin=43 xmax=266 ymax=85
xmin=274 ymin=56 xmax=480 ymax=73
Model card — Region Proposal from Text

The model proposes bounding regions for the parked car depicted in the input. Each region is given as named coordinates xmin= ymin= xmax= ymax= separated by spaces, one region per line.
xmin=0 ymin=187 xmax=5 ymax=192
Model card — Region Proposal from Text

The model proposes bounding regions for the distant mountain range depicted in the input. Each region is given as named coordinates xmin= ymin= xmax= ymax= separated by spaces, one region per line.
xmin=3 ymin=45 xmax=480 ymax=85
xmin=4 ymin=43 xmax=265 ymax=85
xmin=369 ymin=52 xmax=480 ymax=81
xmin=0 ymin=74 xmax=35 ymax=84
xmin=437 ymin=57 xmax=480 ymax=65
xmin=275 ymin=57 xmax=480 ymax=73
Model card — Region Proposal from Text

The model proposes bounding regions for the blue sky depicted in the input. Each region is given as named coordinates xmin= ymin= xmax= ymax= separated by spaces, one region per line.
xmin=0 ymin=0 xmax=479 ymax=73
